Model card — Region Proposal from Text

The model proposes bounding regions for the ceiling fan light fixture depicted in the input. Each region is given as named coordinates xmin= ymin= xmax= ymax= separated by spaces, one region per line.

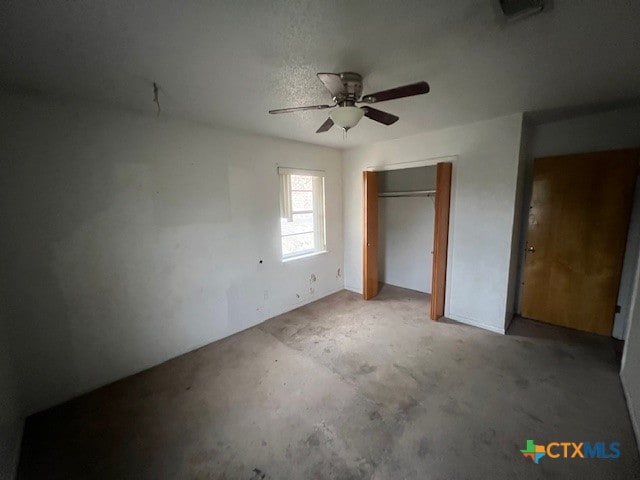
xmin=329 ymin=106 xmax=364 ymax=130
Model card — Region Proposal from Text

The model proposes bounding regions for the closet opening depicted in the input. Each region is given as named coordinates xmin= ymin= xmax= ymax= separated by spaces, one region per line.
xmin=363 ymin=161 xmax=452 ymax=320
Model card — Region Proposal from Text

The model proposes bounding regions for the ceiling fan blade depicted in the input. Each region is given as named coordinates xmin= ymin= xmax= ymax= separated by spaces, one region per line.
xmin=360 ymin=81 xmax=430 ymax=104
xmin=316 ymin=117 xmax=334 ymax=133
xmin=362 ymin=106 xmax=399 ymax=126
xmin=269 ymin=104 xmax=333 ymax=114
xmin=317 ymin=73 xmax=346 ymax=97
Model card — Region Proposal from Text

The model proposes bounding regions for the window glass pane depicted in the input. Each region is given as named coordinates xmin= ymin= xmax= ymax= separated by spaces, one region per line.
xmin=292 ymin=190 xmax=313 ymax=211
xmin=291 ymin=175 xmax=312 ymax=190
xmin=282 ymin=232 xmax=314 ymax=256
xmin=280 ymin=213 xmax=313 ymax=236
xmin=279 ymin=172 xmax=325 ymax=260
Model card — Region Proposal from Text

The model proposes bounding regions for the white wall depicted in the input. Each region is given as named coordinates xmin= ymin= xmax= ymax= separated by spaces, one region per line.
xmin=343 ymin=114 xmax=524 ymax=334
xmin=0 ymin=92 xmax=343 ymax=415
xmin=504 ymin=118 xmax=530 ymax=331
xmin=529 ymin=106 xmax=640 ymax=159
xmin=379 ymin=197 xmax=434 ymax=293
xmin=621 ymin=234 xmax=640 ymax=453
xmin=522 ymin=106 xmax=640 ymax=339
xmin=378 ymin=166 xmax=437 ymax=193
xmin=0 ymin=308 xmax=22 ymax=480
xmin=620 ymin=178 xmax=640 ymax=339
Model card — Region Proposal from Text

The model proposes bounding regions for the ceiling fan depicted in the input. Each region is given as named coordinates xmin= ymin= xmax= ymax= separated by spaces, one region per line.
xmin=269 ymin=72 xmax=430 ymax=133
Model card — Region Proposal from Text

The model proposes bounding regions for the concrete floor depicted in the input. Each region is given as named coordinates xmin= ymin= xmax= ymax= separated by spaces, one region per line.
xmin=18 ymin=285 xmax=640 ymax=479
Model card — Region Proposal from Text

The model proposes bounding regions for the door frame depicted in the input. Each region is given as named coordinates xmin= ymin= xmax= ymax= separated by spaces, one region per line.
xmin=518 ymin=149 xmax=639 ymax=336
xmin=363 ymin=156 xmax=455 ymax=320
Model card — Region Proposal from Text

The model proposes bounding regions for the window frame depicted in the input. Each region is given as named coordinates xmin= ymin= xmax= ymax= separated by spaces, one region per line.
xmin=278 ymin=167 xmax=327 ymax=261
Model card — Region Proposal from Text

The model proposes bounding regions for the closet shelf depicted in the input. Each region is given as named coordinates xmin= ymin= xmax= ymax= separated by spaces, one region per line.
xmin=378 ymin=190 xmax=435 ymax=198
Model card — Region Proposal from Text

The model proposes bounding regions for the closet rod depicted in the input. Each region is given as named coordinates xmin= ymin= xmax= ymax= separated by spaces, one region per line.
xmin=378 ymin=189 xmax=436 ymax=198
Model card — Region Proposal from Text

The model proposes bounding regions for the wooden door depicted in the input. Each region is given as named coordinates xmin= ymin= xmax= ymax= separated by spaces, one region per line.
xmin=520 ymin=149 xmax=639 ymax=335
xmin=363 ymin=171 xmax=378 ymax=299
xmin=431 ymin=162 xmax=452 ymax=320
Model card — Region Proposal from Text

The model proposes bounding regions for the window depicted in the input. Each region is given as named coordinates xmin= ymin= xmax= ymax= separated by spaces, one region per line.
xmin=278 ymin=167 xmax=326 ymax=260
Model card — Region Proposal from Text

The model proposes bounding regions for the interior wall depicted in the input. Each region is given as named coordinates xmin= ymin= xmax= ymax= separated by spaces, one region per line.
xmin=377 ymin=166 xmax=436 ymax=294
xmin=518 ymin=106 xmax=640 ymax=338
xmin=379 ymin=197 xmax=434 ymax=293
xmin=0 ymin=307 xmax=22 ymax=480
xmin=0 ymin=92 xmax=344 ymax=416
xmin=620 ymin=178 xmax=640 ymax=339
xmin=621 ymin=237 xmax=640 ymax=453
xmin=378 ymin=166 xmax=437 ymax=193
xmin=504 ymin=117 xmax=531 ymax=331
xmin=343 ymin=113 xmax=524 ymax=333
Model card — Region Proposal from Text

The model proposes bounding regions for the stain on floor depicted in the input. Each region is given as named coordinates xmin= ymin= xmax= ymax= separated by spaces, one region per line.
xmin=17 ymin=285 xmax=640 ymax=479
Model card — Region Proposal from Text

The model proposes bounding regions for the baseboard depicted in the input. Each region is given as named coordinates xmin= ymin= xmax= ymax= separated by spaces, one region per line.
xmin=621 ymin=373 xmax=640 ymax=454
xmin=25 ymin=286 xmax=348 ymax=417
xmin=504 ymin=314 xmax=515 ymax=333
xmin=446 ymin=313 xmax=506 ymax=335
xmin=271 ymin=286 xmax=345 ymax=317
xmin=152 ymin=285 xmax=346 ymax=369
xmin=344 ymin=285 xmax=362 ymax=294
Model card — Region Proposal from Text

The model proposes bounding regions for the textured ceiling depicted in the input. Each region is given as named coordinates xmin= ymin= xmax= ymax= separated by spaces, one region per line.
xmin=2 ymin=0 xmax=640 ymax=149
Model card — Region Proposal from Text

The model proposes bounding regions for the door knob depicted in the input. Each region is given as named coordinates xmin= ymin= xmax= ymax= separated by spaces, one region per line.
xmin=527 ymin=245 xmax=535 ymax=253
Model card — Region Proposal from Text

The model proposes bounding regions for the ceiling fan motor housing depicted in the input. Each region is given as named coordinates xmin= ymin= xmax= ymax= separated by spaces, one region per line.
xmin=334 ymin=72 xmax=363 ymax=105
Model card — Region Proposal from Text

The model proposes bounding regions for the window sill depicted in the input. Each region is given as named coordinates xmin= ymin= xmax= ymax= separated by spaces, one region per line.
xmin=282 ymin=250 xmax=329 ymax=263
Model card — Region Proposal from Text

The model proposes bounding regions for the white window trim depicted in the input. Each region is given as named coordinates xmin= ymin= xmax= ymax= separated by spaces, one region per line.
xmin=277 ymin=167 xmax=326 ymax=177
xmin=278 ymin=168 xmax=327 ymax=261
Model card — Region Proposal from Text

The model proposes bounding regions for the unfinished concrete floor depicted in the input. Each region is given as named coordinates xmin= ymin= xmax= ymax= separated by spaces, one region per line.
xmin=18 ymin=285 xmax=640 ymax=479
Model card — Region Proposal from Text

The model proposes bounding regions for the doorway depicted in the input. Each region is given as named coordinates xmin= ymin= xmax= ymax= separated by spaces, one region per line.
xmin=363 ymin=162 xmax=452 ymax=320
xmin=520 ymin=149 xmax=639 ymax=335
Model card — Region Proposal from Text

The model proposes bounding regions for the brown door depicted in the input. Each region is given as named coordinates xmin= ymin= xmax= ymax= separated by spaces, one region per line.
xmin=363 ymin=171 xmax=378 ymax=299
xmin=520 ymin=149 xmax=639 ymax=335
xmin=431 ymin=162 xmax=452 ymax=320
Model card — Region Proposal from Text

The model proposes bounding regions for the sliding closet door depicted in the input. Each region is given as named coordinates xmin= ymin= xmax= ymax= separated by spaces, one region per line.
xmin=430 ymin=162 xmax=452 ymax=320
xmin=363 ymin=171 xmax=379 ymax=300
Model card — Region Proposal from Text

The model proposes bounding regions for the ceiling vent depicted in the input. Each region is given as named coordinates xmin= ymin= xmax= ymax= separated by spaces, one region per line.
xmin=500 ymin=0 xmax=544 ymax=20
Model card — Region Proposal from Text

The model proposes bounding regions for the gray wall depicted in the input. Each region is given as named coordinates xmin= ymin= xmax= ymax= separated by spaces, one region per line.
xmin=378 ymin=166 xmax=436 ymax=193
xmin=504 ymin=117 xmax=531 ymax=330
xmin=379 ymin=197 xmax=434 ymax=293
xmin=0 ymin=308 xmax=22 ymax=480
xmin=621 ymin=238 xmax=640 ymax=453
xmin=0 ymin=92 xmax=343 ymax=416
xmin=378 ymin=167 xmax=436 ymax=294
